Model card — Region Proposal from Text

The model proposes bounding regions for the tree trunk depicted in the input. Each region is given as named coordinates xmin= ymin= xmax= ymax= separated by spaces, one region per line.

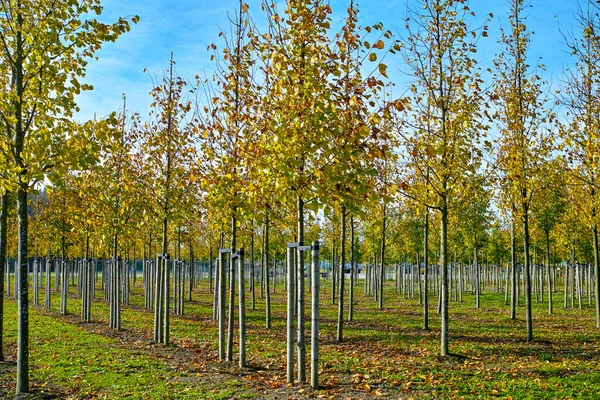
xmin=545 ymin=229 xmax=552 ymax=315
xmin=423 ymin=207 xmax=429 ymax=330
xmin=510 ymin=220 xmax=517 ymax=320
xmin=440 ymin=201 xmax=449 ymax=356
xmin=336 ymin=207 xmax=346 ymax=342
xmin=251 ymin=225 xmax=255 ymax=310
xmin=218 ymin=249 xmax=226 ymax=360
xmin=310 ymin=241 xmax=320 ymax=389
xmin=0 ymin=192 xmax=7 ymax=362
xmin=348 ymin=216 xmax=355 ymax=322
xmin=523 ymin=198 xmax=533 ymax=342
xmin=593 ymin=223 xmax=600 ymax=328
xmin=378 ymin=204 xmax=386 ymax=310
xmin=475 ymin=247 xmax=480 ymax=309
xmin=162 ymin=217 xmax=170 ymax=345
xmin=16 ymin=185 xmax=29 ymax=393
xmin=297 ymin=196 xmax=306 ymax=383
xmin=238 ymin=248 xmax=246 ymax=368
xmin=265 ymin=212 xmax=271 ymax=329
xmin=286 ymin=244 xmax=295 ymax=383
xmin=227 ymin=212 xmax=237 ymax=362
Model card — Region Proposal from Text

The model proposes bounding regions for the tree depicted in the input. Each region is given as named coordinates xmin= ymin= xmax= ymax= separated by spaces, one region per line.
xmin=93 ymin=103 xmax=140 ymax=329
xmin=329 ymin=0 xmax=391 ymax=342
xmin=492 ymin=0 xmax=555 ymax=341
xmin=198 ymin=0 xmax=258 ymax=363
xmin=0 ymin=191 xmax=10 ymax=361
xmin=260 ymin=0 xmax=349 ymax=381
xmin=457 ymin=180 xmax=492 ymax=309
xmin=138 ymin=57 xmax=197 ymax=345
xmin=0 ymin=1 xmax=135 ymax=391
xmin=561 ymin=0 xmax=600 ymax=328
xmin=398 ymin=0 xmax=489 ymax=356
xmin=532 ymin=158 xmax=566 ymax=314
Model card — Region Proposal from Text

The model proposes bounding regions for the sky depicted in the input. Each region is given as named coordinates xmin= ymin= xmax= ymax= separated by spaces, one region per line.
xmin=75 ymin=0 xmax=583 ymax=122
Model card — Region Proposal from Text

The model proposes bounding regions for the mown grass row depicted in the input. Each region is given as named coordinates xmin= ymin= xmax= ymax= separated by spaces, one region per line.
xmin=2 ymin=275 xmax=600 ymax=399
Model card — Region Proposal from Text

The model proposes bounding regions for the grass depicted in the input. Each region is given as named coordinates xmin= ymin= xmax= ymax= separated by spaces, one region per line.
xmin=1 ymin=273 xmax=600 ymax=399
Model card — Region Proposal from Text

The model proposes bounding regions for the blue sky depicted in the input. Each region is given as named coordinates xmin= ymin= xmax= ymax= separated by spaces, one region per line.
xmin=76 ymin=0 xmax=582 ymax=122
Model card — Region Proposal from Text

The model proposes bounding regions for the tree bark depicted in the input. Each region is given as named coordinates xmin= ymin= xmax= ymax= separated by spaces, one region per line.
xmin=348 ymin=216 xmax=355 ymax=322
xmin=227 ymin=212 xmax=237 ymax=362
xmin=16 ymin=185 xmax=29 ymax=393
xmin=423 ymin=207 xmax=429 ymax=330
xmin=523 ymin=195 xmax=533 ymax=342
xmin=297 ymin=195 xmax=306 ymax=382
xmin=238 ymin=248 xmax=246 ymax=368
xmin=336 ymin=207 xmax=346 ymax=342
xmin=510 ymin=220 xmax=517 ymax=320
xmin=593 ymin=223 xmax=600 ymax=328
xmin=545 ymin=229 xmax=553 ymax=315
xmin=286 ymin=245 xmax=295 ymax=383
xmin=265 ymin=212 xmax=271 ymax=329
xmin=440 ymin=201 xmax=449 ymax=356
xmin=0 ymin=192 xmax=7 ymax=362
xmin=310 ymin=241 xmax=320 ymax=389
xmin=475 ymin=247 xmax=480 ymax=309
xmin=378 ymin=204 xmax=386 ymax=310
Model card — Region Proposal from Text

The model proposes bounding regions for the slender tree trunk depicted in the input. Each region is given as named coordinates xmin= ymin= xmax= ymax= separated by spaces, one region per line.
xmin=14 ymin=11 xmax=28 ymax=388
xmin=475 ymin=247 xmax=480 ymax=309
xmin=218 ymin=248 xmax=226 ymax=360
xmin=16 ymin=185 xmax=29 ymax=393
xmin=331 ymin=237 xmax=336 ymax=305
xmin=593 ymin=223 xmax=600 ymax=328
xmin=336 ymin=207 xmax=346 ymax=342
xmin=238 ymin=248 xmax=246 ymax=368
xmin=251 ymin=225 xmax=255 ymax=310
xmin=162 ymin=217 xmax=170 ymax=345
xmin=209 ymin=246 xmax=214 ymax=294
xmin=348 ymin=216 xmax=355 ymax=322
xmin=227 ymin=212 xmax=237 ymax=362
xmin=0 ymin=193 xmax=7 ymax=362
xmin=423 ymin=207 xmax=429 ymax=330
xmin=545 ymin=229 xmax=552 ymax=315
xmin=297 ymin=196 xmax=306 ymax=383
xmin=440 ymin=201 xmax=449 ymax=357
xmin=310 ymin=241 xmax=320 ymax=389
xmin=510 ymin=220 xmax=517 ymax=320
xmin=378 ymin=204 xmax=386 ymax=310
xmin=265 ymin=212 xmax=271 ymax=329
xmin=523 ymin=198 xmax=533 ymax=342
xmin=286 ymin=244 xmax=295 ymax=383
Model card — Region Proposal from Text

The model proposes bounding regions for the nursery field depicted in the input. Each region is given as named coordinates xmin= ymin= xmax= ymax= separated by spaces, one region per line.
xmin=1 ymin=278 xmax=600 ymax=400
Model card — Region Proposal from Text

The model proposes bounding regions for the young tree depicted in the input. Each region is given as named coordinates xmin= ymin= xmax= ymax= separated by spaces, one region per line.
xmin=260 ymin=0 xmax=348 ymax=381
xmin=198 ymin=0 xmax=258 ymax=363
xmin=329 ymin=0 xmax=391 ymax=342
xmin=138 ymin=57 xmax=197 ymax=345
xmin=398 ymin=0 xmax=489 ymax=356
xmin=0 ymin=2 xmax=135 ymax=391
xmin=492 ymin=0 xmax=555 ymax=341
xmin=562 ymin=0 xmax=600 ymax=328
xmin=457 ymin=180 xmax=492 ymax=309
xmin=532 ymin=158 xmax=566 ymax=314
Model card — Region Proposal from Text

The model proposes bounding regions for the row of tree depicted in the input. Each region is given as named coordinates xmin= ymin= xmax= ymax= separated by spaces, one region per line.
xmin=1 ymin=0 xmax=600 ymax=394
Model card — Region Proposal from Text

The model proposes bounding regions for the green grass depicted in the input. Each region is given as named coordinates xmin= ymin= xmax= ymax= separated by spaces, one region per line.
xmin=1 ymin=274 xmax=600 ymax=399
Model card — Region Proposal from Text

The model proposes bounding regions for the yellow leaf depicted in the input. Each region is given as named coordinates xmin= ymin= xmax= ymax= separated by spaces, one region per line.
xmin=378 ymin=63 xmax=388 ymax=77
xmin=368 ymin=52 xmax=377 ymax=62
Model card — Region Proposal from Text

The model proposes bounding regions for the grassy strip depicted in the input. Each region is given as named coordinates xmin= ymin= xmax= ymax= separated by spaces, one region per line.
xmin=1 ymin=275 xmax=600 ymax=399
